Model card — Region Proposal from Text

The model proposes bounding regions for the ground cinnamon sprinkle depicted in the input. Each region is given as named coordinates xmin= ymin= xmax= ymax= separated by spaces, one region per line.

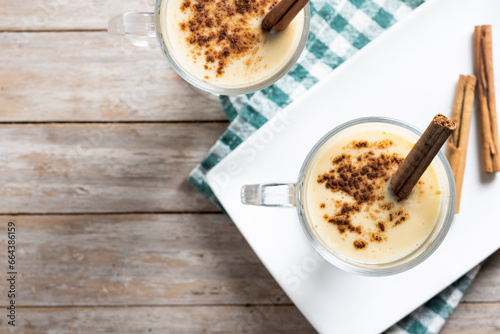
xmin=179 ymin=0 xmax=277 ymax=77
xmin=353 ymin=240 xmax=367 ymax=249
xmin=317 ymin=140 xmax=412 ymax=250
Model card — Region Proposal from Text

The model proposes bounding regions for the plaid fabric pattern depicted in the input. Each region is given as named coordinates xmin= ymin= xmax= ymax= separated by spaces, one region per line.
xmin=188 ymin=0 xmax=482 ymax=332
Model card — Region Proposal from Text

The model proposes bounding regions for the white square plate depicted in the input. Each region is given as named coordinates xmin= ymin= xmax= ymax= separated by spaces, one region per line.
xmin=206 ymin=0 xmax=500 ymax=332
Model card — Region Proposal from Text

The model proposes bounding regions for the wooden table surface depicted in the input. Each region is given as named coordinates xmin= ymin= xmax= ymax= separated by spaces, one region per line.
xmin=0 ymin=1 xmax=499 ymax=333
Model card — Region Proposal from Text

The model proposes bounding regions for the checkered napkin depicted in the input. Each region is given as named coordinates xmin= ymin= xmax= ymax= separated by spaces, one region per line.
xmin=188 ymin=0 xmax=482 ymax=332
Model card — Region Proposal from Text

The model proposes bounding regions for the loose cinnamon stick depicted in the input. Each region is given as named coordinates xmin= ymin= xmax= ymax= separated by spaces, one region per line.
xmin=474 ymin=25 xmax=500 ymax=173
xmin=262 ymin=0 xmax=309 ymax=33
xmin=390 ymin=114 xmax=456 ymax=200
xmin=446 ymin=75 xmax=477 ymax=213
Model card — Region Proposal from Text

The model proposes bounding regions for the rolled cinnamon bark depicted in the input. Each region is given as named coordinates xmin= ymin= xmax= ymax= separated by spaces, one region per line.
xmin=474 ymin=25 xmax=500 ymax=173
xmin=390 ymin=114 xmax=456 ymax=200
xmin=262 ymin=0 xmax=309 ymax=33
xmin=447 ymin=75 xmax=476 ymax=213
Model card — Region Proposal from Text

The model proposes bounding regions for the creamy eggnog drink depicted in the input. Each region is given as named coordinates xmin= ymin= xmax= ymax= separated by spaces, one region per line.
xmin=241 ymin=118 xmax=455 ymax=274
xmin=159 ymin=0 xmax=305 ymax=88
xmin=303 ymin=123 xmax=442 ymax=264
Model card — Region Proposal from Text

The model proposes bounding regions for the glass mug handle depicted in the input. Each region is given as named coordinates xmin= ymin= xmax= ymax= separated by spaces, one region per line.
xmin=108 ymin=12 xmax=157 ymax=47
xmin=241 ymin=184 xmax=297 ymax=207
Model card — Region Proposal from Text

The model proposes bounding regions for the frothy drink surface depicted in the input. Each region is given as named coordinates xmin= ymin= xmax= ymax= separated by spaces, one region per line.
xmin=304 ymin=124 xmax=441 ymax=264
xmin=160 ymin=0 xmax=303 ymax=87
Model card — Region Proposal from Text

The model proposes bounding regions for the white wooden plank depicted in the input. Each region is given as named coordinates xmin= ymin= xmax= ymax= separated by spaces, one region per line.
xmin=0 ymin=124 xmax=225 ymax=213
xmin=441 ymin=303 xmax=500 ymax=333
xmin=0 ymin=32 xmax=225 ymax=121
xmin=0 ymin=306 xmax=315 ymax=333
xmin=0 ymin=0 xmax=155 ymax=31
xmin=0 ymin=214 xmax=289 ymax=305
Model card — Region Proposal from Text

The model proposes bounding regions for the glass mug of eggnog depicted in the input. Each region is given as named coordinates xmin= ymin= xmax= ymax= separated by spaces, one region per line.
xmin=242 ymin=117 xmax=456 ymax=276
xmin=108 ymin=0 xmax=310 ymax=95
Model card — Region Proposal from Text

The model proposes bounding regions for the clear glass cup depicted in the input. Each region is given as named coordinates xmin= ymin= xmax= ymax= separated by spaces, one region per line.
xmin=241 ymin=117 xmax=456 ymax=276
xmin=108 ymin=0 xmax=310 ymax=95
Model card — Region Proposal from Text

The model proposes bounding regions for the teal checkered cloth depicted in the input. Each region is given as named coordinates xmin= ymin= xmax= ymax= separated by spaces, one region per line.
xmin=188 ymin=0 xmax=481 ymax=332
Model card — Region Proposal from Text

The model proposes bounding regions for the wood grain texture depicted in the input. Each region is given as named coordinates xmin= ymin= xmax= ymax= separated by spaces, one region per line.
xmin=0 ymin=306 xmax=316 ymax=333
xmin=0 ymin=32 xmax=225 ymax=121
xmin=0 ymin=214 xmax=289 ymax=306
xmin=441 ymin=303 xmax=500 ymax=333
xmin=462 ymin=249 xmax=500 ymax=303
xmin=0 ymin=0 xmax=155 ymax=31
xmin=2 ymin=304 xmax=500 ymax=333
xmin=0 ymin=124 xmax=226 ymax=213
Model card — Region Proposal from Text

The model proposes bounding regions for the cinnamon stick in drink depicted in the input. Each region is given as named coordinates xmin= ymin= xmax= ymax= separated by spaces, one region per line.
xmin=262 ymin=0 xmax=309 ymax=33
xmin=447 ymin=75 xmax=477 ymax=213
xmin=390 ymin=114 xmax=456 ymax=200
xmin=474 ymin=25 xmax=500 ymax=173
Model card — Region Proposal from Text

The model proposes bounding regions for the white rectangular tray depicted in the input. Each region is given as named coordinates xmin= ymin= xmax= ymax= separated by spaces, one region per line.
xmin=206 ymin=0 xmax=500 ymax=332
